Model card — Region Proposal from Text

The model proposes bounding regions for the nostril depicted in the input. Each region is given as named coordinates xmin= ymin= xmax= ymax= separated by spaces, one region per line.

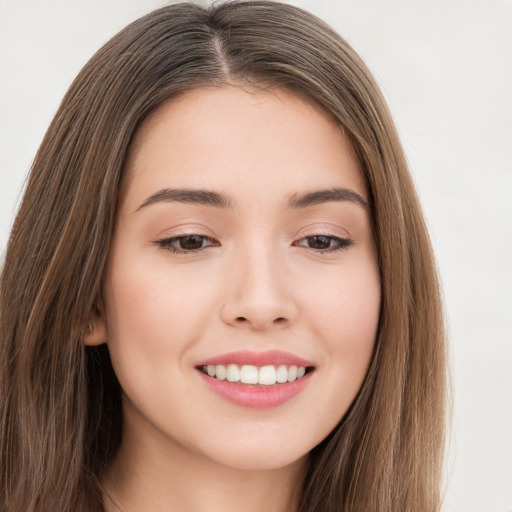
xmin=231 ymin=316 xmax=288 ymax=327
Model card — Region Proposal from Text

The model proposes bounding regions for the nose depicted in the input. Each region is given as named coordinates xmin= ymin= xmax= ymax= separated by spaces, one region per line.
xmin=219 ymin=247 xmax=298 ymax=331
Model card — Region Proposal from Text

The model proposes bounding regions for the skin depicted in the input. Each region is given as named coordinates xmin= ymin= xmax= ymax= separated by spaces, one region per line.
xmin=85 ymin=86 xmax=381 ymax=512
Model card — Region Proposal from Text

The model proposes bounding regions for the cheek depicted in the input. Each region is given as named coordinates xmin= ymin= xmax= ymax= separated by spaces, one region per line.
xmin=306 ymin=264 xmax=381 ymax=351
xmin=306 ymin=270 xmax=380 ymax=421
xmin=102 ymin=256 xmax=218 ymax=366
xmin=302 ymin=256 xmax=380 ymax=408
xmin=101 ymin=258 xmax=222 ymax=422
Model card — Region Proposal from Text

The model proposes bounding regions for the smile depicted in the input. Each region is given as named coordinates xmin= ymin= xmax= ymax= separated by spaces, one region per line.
xmin=195 ymin=350 xmax=315 ymax=408
xmin=199 ymin=364 xmax=309 ymax=386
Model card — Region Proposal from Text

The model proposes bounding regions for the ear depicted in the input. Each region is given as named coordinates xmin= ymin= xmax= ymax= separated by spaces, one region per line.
xmin=82 ymin=297 xmax=108 ymax=346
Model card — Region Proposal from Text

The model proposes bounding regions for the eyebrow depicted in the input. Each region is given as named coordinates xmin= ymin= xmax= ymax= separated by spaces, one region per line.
xmin=136 ymin=186 xmax=369 ymax=212
xmin=288 ymin=187 xmax=370 ymax=210
xmin=136 ymin=188 xmax=233 ymax=211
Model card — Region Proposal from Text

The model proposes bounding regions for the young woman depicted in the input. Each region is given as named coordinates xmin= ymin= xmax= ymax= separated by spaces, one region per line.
xmin=0 ymin=2 xmax=446 ymax=511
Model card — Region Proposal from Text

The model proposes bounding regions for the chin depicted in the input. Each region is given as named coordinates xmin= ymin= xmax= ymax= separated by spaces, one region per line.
xmin=193 ymin=429 xmax=317 ymax=473
xmin=209 ymin=447 xmax=310 ymax=473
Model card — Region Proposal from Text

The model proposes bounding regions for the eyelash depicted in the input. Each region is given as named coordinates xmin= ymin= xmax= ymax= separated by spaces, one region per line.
xmin=155 ymin=234 xmax=353 ymax=254
xmin=155 ymin=235 xmax=219 ymax=254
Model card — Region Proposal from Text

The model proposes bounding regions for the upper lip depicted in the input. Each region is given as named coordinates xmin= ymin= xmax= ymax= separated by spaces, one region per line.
xmin=195 ymin=350 xmax=314 ymax=368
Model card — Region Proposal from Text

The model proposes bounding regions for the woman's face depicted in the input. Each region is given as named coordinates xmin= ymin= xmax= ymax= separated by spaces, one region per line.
xmin=91 ymin=86 xmax=381 ymax=471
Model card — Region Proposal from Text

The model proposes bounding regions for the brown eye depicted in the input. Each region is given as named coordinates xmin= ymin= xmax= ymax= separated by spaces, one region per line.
xmin=178 ymin=235 xmax=206 ymax=250
xmin=306 ymin=236 xmax=332 ymax=250
xmin=155 ymin=235 xmax=219 ymax=254
xmin=294 ymin=235 xmax=353 ymax=252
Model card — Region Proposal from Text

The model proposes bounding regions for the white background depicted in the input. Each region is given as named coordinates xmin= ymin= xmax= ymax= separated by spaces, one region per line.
xmin=0 ymin=1 xmax=511 ymax=510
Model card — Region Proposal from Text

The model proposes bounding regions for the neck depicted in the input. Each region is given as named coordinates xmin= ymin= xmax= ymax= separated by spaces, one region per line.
xmin=101 ymin=407 xmax=308 ymax=512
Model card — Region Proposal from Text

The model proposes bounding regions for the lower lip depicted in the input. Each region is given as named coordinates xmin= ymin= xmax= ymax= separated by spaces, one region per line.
xmin=198 ymin=371 xmax=313 ymax=409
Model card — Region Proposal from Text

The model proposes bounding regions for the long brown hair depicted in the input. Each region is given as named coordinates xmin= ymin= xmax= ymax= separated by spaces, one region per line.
xmin=0 ymin=2 xmax=446 ymax=510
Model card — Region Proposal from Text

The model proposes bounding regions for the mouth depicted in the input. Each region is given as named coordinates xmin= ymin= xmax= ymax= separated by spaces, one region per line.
xmin=197 ymin=363 xmax=314 ymax=386
xmin=194 ymin=350 xmax=316 ymax=408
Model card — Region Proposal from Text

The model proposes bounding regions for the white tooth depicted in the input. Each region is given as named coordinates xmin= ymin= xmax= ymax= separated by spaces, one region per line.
xmin=215 ymin=365 xmax=227 ymax=380
xmin=207 ymin=365 xmax=216 ymax=377
xmin=288 ymin=365 xmax=298 ymax=382
xmin=258 ymin=365 xmax=277 ymax=385
xmin=297 ymin=366 xmax=306 ymax=378
xmin=240 ymin=365 xmax=259 ymax=384
xmin=226 ymin=364 xmax=241 ymax=382
xmin=276 ymin=365 xmax=288 ymax=383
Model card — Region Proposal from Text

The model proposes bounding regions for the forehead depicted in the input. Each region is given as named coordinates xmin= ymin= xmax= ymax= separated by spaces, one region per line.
xmin=122 ymin=86 xmax=367 ymax=206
